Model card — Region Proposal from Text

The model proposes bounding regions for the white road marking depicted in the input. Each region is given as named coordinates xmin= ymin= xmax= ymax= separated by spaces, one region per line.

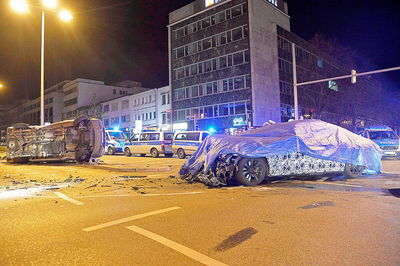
xmin=126 ymin=225 xmax=228 ymax=266
xmin=142 ymin=192 xmax=202 ymax=197
xmin=76 ymin=192 xmax=202 ymax=198
xmin=82 ymin=207 xmax=181 ymax=232
xmin=53 ymin=192 xmax=84 ymax=206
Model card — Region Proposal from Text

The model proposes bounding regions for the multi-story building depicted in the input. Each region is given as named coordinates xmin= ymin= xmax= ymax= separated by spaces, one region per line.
xmin=63 ymin=79 xmax=147 ymax=120
xmin=169 ymin=0 xmax=290 ymax=131
xmin=101 ymin=86 xmax=171 ymax=132
xmin=169 ymin=0 xmax=392 ymax=132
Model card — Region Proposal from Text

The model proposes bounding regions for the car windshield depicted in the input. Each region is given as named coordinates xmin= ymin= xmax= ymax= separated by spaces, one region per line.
xmin=369 ymin=131 xmax=398 ymax=140
xmin=109 ymin=131 xmax=127 ymax=141
xmin=163 ymin=133 xmax=174 ymax=140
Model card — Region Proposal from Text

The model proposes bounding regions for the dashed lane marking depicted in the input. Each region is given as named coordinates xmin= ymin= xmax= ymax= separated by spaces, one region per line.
xmin=126 ymin=225 xmax=228 ymax=266
xmin=82 ymin=207 xmax=181 ymax=232
xmin=54 ymin=192 xmax=84 ymax=206
xmin=142 ymin=192 xmax=202 ymax=197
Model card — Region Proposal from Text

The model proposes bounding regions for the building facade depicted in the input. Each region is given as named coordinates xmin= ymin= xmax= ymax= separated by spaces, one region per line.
xmin=169 ymin=0 xmax=395 ymax=132
xmin=62 ymin=79 xmax=147 ymax=120
xmin=101 ymin=86 xmax=171 ymax=132
xmin=169 ymin=0 xmax=289 ymax=131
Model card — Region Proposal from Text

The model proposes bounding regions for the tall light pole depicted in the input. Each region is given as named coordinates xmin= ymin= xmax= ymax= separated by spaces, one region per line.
xmin=10 ymin=0 xmax=73 ymax=126
xmin=291 ymin=42 xmax=299 ymax=120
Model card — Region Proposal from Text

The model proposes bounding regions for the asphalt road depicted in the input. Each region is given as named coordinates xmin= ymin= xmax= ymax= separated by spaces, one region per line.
xmin=1 ymin=154 xmax=399 ymax=265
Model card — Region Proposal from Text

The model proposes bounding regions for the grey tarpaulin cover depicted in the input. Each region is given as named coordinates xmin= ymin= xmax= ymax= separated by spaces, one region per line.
xmin=182 ymin=119 xmax=382 ymax=176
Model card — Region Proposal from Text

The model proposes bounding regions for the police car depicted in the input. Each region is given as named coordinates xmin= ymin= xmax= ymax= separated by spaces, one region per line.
xmin=173 ymin=131 xmax=210 ymax=159
xmin=124 ymin=132 xmax=174 ymax=158
xmin=358 ymin=126 xmax=400 ymax=159
xmin=105 ymin=129 xmax=128 ymax=155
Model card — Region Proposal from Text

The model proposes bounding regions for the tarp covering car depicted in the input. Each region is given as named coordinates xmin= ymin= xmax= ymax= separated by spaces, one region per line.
xmin=181 ymin=120 xmax=382 ymax=182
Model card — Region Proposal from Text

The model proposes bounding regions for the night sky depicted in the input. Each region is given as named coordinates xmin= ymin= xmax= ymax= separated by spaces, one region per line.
xmin=0 ymin=0 xmax=399 ymax=105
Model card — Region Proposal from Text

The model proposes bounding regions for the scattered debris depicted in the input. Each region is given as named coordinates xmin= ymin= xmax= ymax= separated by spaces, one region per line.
xmin=132 ymin=186 xmax=140 ymax=191
xmin=215 ymin=227 xmax=258 ymax=251
xmin=301 ymin=201 xmax=335 ymax=209
xmin=119 ymin=175 xmax=147 ymax=180
xmin=168 ymin=175 xmax=176 ymax=179
xmin=85 ymin=184 xmax=98 ymax=189
xmin=101 ymin=185 xmax=111 ymax=187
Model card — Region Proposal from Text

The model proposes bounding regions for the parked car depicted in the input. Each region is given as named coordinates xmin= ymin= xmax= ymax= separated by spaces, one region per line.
xmin=124 ymin=132 xmax=174 ymax=158
xmin=180 ymin=120 xmax=382 ymax=187
xmin=357 ymin=126 xmax=400 ymax=159
xmin=105 ymin=129 xmax=128 ymax=155
xmin=173 ymin=131 xmax=210 ymax=159
xmin=6 ymin=116 xmax=104 ymax=163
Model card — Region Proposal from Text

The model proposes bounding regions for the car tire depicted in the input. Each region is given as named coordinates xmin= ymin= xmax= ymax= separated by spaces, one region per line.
xmin=107 ymin=147 xmax=115 ymax=155
xmin=6 ymin=139 xmax=19 ymax=151
xmin=151 ymin=148 xmax=159 ymax=158
xmin=140 ymin=154 xmax=146 ymax=157
xmin=344 ymin=163 xmax=363 ymax=178
xmin=13 ymin=123 xmax=29 ymax=130
xmin=236 ymin=158 xmax=268 ymax=186
xmin=177 ymin=149 xmax=186 ymax=159
xmin=124 ymin=148 xmax=132 ymax=157
xmin=73 ymin=115 xmax=89 ymax=127
xmin=165 ymin=153 xmax=173 ymax=158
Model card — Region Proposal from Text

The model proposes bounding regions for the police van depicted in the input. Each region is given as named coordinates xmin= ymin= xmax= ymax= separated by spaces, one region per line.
xmin=173 ymin=131 xmax=210 ymax=159
xmin=124 ymin=132 xmax=174 ymax=158
xmin=105 ymin=129 xmax=128 ymax=155
xmin=358 ymin=126 xmax=400 ymax=159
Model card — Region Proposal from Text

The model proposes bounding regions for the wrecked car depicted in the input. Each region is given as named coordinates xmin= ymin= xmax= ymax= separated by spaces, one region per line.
xmin=6 ymin=116 xmax=104 ymax=163
xmin=180 ymin=120 xmax=382 ymax=187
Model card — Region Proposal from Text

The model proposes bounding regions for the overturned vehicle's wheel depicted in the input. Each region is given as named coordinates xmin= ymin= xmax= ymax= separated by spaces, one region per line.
xmin=344 ymin=163 xmax=363 ymax=178
xmin=236 ymin=157 xmax=268 ymax=186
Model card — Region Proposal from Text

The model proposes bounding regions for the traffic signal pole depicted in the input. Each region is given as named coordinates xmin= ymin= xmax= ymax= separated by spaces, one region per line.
xmin=291 ymin=42 xmax=400 ymax=120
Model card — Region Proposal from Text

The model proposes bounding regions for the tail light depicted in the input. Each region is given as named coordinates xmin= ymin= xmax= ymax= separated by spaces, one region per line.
xmin=161 ymin=141 xmax=165 ymax=151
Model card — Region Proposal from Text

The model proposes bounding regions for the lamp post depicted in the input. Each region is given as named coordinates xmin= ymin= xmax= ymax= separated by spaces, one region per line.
xmin=10 ymin=0 xmax=72 ymax=126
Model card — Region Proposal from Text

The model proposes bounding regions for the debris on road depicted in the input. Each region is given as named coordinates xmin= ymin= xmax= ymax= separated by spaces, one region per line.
xmin=301 ymin=201 xmax=335 ymax=209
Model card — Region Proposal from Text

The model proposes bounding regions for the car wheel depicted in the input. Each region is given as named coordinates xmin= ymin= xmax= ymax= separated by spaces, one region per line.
xmin=236 ymin=158 xmax=268 ymax=186
xmin=6 ymin=139 xmax=19 ymax=151
xmin=344 ymin=163 xmax=363 ymax=178
xmin=124 ymin=148 xmax=132 ymax=157
xmin=151 ymin=148 xmax=159 ymax=158
xmin=107 ymin=147 xmax=115 ymax=155
xmin=13 ymin=123 xmax=29 ymax=130
xmin=177 ymin=149 xmax=186 ymax=159
xmin=140 ymin=154 xmax=146 ymax=157
xmin=73 ymin=115 xmax=89 ymax=127
xmin=165 ymin=153 xmax=173 ymax=158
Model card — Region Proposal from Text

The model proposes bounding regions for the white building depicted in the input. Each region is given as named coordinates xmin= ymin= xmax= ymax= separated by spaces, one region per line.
xmin=101 ymin=86 xmax=171 ymax=132
xmin=63 ymin=79 xmax=147 ymax=120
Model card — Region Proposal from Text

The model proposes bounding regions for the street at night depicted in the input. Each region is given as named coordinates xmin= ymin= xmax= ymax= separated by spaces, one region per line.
xmin=1 ymin=0 xmax=400 ymax=265
xmin=1 ymin=151 xmax=399 ymax=265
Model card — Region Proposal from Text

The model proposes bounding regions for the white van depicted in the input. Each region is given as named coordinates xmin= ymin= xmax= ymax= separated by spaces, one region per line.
xmin=124 ymin=132 xmax=174 ymax=158
xmin=173 ymin=131 xmax=210 ymax=159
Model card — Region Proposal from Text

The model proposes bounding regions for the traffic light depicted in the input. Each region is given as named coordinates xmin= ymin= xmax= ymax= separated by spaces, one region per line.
xmin=351 ymin=69 xmax=357 ymax=84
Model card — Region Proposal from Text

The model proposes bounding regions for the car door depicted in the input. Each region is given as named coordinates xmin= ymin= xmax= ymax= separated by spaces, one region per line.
xmin=129 ymin=133 xmax=140 ymax=154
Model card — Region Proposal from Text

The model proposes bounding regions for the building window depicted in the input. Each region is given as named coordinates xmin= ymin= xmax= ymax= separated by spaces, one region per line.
xmin=111 ymin=102 xmax=118 ymax=111
xmin=121 ymin=100 xmax=129 ymax=109
xmin=103 ymin=118 xmax=109 ymax=128
xmin=113 ymin=89 xmax=116 ymax=95
xmin=64 ymin=98 xmax=77 ymax=107
xmin=121 ymin=115 xmax=130 ymax=123
xmin=103 ymin=105 xmax=110 ymax=112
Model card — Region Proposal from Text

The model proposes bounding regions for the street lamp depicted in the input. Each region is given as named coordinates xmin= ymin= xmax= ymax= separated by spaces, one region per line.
xmin=10 ymin=0 xmax=73 ymax=126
